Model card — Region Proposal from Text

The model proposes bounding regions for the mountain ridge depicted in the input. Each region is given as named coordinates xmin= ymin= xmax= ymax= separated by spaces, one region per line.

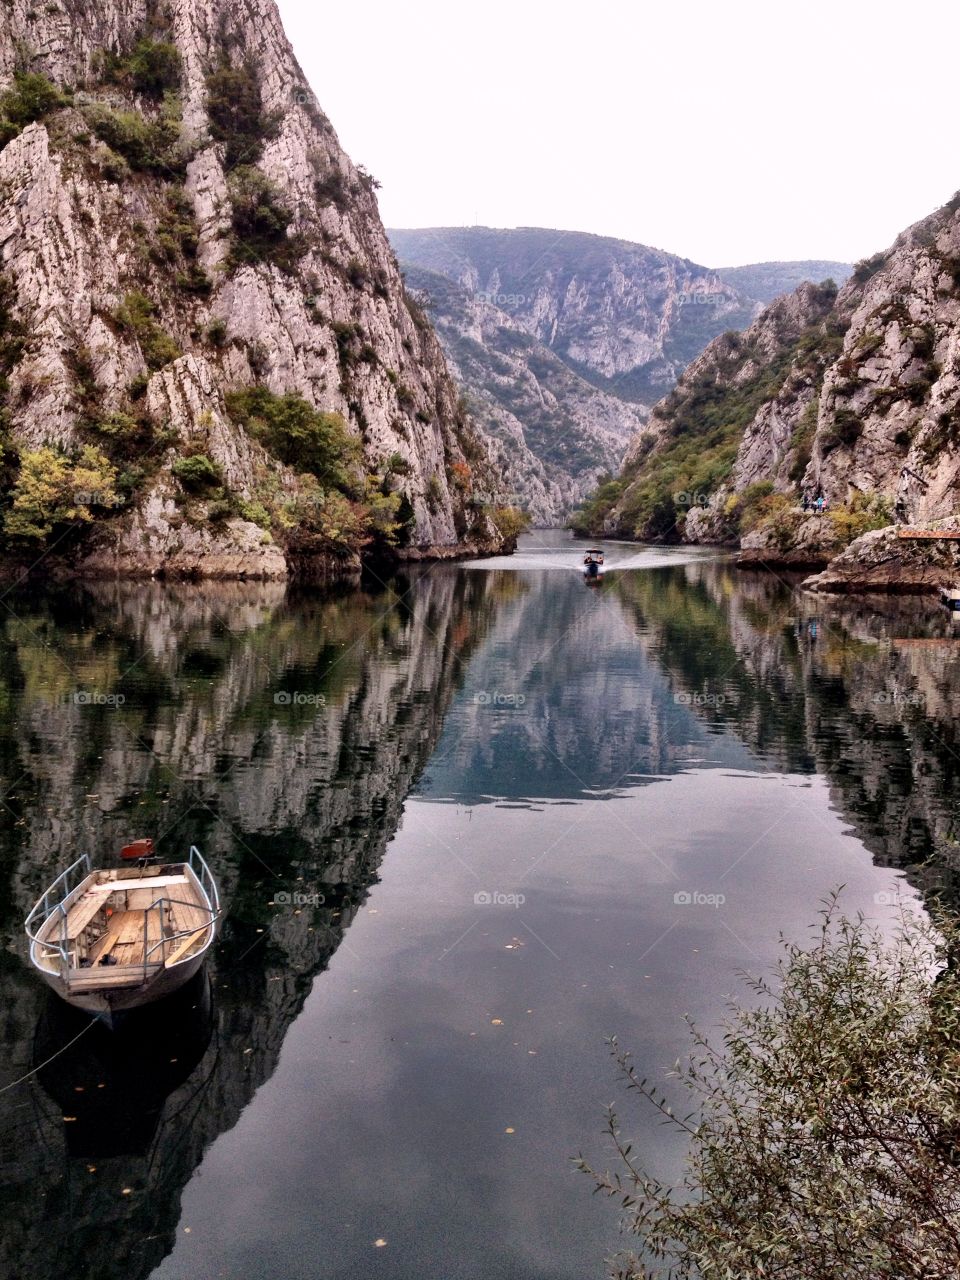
xmin=392 ymin=226 xmax=850 ymax=522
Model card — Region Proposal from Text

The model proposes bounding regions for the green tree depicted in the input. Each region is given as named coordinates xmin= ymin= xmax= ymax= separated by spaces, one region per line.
xmin=226 ymin=387 xmax=359 ymax=490
xmin=5 ymin=446 xmax=118 ymax=540
xmin=579 ymin=898 xmax=960 ymax=1280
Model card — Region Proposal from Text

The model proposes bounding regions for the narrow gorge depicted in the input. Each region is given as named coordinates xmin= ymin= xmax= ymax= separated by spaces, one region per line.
xmin=392 ymin=226 xmax=850 ymax=524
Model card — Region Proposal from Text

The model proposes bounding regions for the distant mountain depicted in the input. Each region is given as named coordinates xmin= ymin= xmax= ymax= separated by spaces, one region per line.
xmin=390 ymin=227 xmax=851 ymax=525
xmin=391 ymin=226 xmax=761 ymax=403
xmin=401 ymin=264 xmax=650 ymax=523
xmin=718 ymin=261 xmax=852 ymax=304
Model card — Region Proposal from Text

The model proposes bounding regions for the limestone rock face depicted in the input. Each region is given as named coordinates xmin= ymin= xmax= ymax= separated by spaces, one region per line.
xmin=401 ymin=264 xmax=650 ymax=524
xmin=598 ymin=193 xmax=960 ymax=577
xmin=804 ymin=518 xmax=960 ymax=593
xmin=0 ymin=0 xmax=505 ymax=576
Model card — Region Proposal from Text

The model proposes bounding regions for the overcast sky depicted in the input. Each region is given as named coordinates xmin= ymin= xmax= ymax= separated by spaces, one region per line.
xmin=276 ymin=0 xmax=957 ymax=268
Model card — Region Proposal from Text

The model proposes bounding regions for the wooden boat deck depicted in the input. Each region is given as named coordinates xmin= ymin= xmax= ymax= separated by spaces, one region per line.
xmin=36 ymin=865 xmax=214 ymax=981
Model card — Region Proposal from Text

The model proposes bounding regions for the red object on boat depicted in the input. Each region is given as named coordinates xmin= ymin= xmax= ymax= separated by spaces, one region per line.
xmin=120 ymin=838 xmax=155 ymax=861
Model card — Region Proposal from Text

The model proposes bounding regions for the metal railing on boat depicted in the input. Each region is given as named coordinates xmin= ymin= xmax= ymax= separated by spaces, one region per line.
xmin=25 ymin=848 xmax=220 ymax=986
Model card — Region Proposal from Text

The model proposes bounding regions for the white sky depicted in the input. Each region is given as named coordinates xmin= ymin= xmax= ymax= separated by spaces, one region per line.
xmin=276 ymin=0 xmax=958 ymax=268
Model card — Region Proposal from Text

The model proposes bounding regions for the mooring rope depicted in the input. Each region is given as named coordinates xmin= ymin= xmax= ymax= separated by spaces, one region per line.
xmin=0 ymin=1017 xmax=96 ymax=1096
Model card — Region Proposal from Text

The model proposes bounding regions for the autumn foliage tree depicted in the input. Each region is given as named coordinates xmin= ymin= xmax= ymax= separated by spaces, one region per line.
xmin=579 ymin=897 xmax=960 ymax=1280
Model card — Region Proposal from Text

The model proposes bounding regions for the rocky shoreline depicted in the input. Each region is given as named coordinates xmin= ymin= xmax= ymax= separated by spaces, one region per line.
xmin=737 ymin=519 xmax=960 ymax=595
xmin=0 ymin=531 xmax=510 ymax=584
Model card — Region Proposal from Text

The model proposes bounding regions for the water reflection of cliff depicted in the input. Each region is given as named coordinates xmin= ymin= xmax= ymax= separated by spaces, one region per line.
xmin=418 ymin=568 xmax=756 ymax=803
xmin=0 ymin=570 xmax=505 ymax=1279
xmin=613 ymin=565 xmax=960 ymax=901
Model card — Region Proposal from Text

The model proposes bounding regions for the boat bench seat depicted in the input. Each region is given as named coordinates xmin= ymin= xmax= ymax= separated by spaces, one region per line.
xmin=89 ymin=874 xmax=189 ymax=893
xmin=64 ymin=892 xmax=105 ymax=941
xmin=65 ymin=964 xmax=162 ymax=991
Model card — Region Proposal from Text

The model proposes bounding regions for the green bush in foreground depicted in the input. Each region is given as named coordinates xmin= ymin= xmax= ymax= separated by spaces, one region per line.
xmin=578 ymin=897 xmax=960 ymax=1280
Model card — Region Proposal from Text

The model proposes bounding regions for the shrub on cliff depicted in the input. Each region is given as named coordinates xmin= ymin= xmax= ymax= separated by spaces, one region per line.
xmin=206 ymin=59 xmax=281 ymax=167
xmin=226 ymin=387 xmax=360 ymax=491
xmin=723 ymin=480 xmax=790 ymax=535
xmin=113 ymin=291 xmax=181 ymax=370
xmin=579 ymin=898 xmax=960 ymax=1280
xmin=0 ymin=72 xmax=69 ymax=146
xmin=226 ymin=167 xmax=305 ymax=272
xmin=5 ymin=445 xmax=119 ymax=540
xmin=84 ymin=102 xmax=187 ymax=175
xmin=828 ymin=491 xmax=892 ymax=546
xmin=172 ymin=454 xmax=223 ymax=494
xmin=491 ymin=505 xmax=531 ymax=549
xmin=102 ymin=39 xmax=181 ymax=97
xmin=284 ymin=477 xmax=400 ymax=555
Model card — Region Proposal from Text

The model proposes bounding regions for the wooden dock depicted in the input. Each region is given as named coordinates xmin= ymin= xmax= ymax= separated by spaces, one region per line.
xmin=897 ymin=528 xmax=960 ymax=540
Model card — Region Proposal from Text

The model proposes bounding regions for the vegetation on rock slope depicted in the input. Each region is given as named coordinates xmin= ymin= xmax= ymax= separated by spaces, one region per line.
xmin=0 ymin=11 xmax=518 ymax=570
xmin=572 ymin=282 xmax=841 ymax=541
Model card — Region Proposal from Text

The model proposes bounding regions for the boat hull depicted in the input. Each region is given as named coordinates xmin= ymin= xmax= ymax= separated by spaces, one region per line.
xmin=35 ymin=948 xmax=209 ymax=1017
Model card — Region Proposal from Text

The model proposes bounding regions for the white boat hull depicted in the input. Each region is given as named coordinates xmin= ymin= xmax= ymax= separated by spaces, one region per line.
xmin=25 ymin=847 xmax=220 ymax=1023
xmin=35 ymin=948 xmax=209 ymax=1016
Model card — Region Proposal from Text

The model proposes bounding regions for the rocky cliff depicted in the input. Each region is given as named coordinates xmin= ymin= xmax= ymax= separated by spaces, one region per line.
xmin=401 ymin=263 xmax=650 ymax=524
xmin=0 ymin=0 xmax=508 ymax=579
xmin=584 ymin=192 xmax=960 ymax=589
xmin=390 ymin=227 xmax=764 ymax=405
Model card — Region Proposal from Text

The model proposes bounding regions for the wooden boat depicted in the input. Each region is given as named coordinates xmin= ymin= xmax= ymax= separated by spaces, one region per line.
xmin=25 ymin=844 xmax=220 ymax=1019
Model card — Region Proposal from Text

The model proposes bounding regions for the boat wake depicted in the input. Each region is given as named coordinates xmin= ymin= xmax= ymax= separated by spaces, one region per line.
xmin=463 ymin=543 xmax=727 ymax=574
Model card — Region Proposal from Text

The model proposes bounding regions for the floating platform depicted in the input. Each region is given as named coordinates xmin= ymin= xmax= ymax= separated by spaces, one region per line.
xmin=896 ymin=528 xmax=960 ymax=540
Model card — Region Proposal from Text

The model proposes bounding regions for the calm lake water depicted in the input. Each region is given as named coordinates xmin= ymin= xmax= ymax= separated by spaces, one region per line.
xmin=2 ymin=529 xmax=959 ymax=1279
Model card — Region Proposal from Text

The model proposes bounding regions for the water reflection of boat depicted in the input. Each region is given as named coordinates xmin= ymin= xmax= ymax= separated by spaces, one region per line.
xmin=582 ymin=548 xmax=604 ymax=581
xmin=33 ymin=969 xmax=216 ymax=1159
xmin=25 ymin=845 xmax=220 ymax=1020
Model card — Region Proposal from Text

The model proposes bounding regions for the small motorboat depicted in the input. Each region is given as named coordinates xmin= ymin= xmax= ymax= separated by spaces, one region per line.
xmin=583 ymin=548 xmax=605 ymax=579
xmin=25 ymin=842 xmax=220 ymax=1020
xmin=939 ymin=586 xmax=960 ymax=612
